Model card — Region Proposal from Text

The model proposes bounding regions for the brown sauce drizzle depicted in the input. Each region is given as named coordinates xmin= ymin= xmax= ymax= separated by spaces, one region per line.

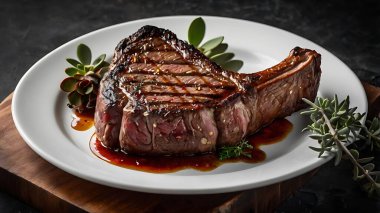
xmin=71 ymin=111 xmax=94 ymax=131
xmin=90 ymin=119 xmax=293 ymax=173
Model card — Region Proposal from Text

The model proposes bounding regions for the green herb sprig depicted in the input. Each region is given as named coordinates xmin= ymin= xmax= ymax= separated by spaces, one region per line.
xmin=218 ymin=139 xmax=253 ymax=160
xmin=188 ymin=17 xmax=244 ymax=72
xmin=60 ymin=44 xmax=109 ymax=112
xmin=302 ymin=95 xmax=380 ymax=197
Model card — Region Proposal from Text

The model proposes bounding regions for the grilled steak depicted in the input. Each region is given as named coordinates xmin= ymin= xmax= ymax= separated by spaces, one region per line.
xmin=94 ymin=25 xmax=321 ymax=155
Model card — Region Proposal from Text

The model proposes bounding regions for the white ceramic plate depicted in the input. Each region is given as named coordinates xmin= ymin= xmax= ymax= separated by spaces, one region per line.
xmin=12 ymin=16 xmax=367 ymax=194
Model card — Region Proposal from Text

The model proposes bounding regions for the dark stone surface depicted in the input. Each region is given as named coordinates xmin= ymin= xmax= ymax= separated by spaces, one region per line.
xmin=0 ymin=0 xmax=379 ymax=212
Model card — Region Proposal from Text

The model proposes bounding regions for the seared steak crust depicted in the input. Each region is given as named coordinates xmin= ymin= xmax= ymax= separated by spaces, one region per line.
xmin=94 ymin=26 xmax=321 ymax=155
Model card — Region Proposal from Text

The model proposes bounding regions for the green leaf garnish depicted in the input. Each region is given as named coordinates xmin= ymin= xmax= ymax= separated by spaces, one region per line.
xmin=61 ymin=44 xmax=109 ymax=113
xmin=221 ymin=60 xmax=243 ymax=71
xmin=211 ymin=52 xmax=234 ymax=64
xmin=302 ymin=95 xmax=380 ymax=197
xmin=218 ymin=139 xmax=253 ymax=160
xmin=200 ymin=36 xmax=224 ymax=52
xmin=204 ymin=43 xmax=228 ymax=57
xmin=66 ymin=58 xmax=81 ymax=67
xmin=187 ymin=17 xmax=243 ymax=71
xmin=65 ymin=67 xmax=80 ymax=76
xmin=60 ymin=77 xmax=78 ymax=92
xmin=68 ymin=91 xmax=82 ymax=106
xmin=77 ymin=43 xmax=92 ymax=65
xmin=188 ymin=17 xmax=205 ymax=48
xmin=92 ymin=54 xmax=106 ymax=67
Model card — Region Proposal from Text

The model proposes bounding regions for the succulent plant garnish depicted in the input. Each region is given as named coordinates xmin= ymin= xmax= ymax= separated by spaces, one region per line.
xmin=187 ymin=17 xmax=244 ymax=72
xmin=60 ymin=44 xmax=109 ymax=113
xmin=301 ymin=95 xmax=380 ymax=197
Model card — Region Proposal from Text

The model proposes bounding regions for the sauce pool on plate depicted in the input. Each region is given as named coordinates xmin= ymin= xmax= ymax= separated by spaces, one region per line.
xmin=71 ymin=111 xmax=94 ymax=131
xmin=90 ymin=119 xmax=293 ymax=173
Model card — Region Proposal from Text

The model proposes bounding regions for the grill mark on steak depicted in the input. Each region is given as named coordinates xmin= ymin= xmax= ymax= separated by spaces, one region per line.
xmin=134 ymin=51 xmax=188 ymax=64
xmin=145 ymin=94 xmax=214 ymax=102
xmin=147 ymin=103 xmax=209 ymax=111
xmin=125 ymin=69 xmax=211 ymax=76
xmin=171 ymin=74 xmax=194 ymax=101
xmin=158 ymin=69 xmax=187 ymax=104
xmin=95 ymin=25 xmax=321 ymax=156
xmin=143 ymin=91 xmax=222 ymax=98
xmin=198 ymin=75 xmax=221 ymax=96
xmin=120 ymin=80 xmax=236 ymax=88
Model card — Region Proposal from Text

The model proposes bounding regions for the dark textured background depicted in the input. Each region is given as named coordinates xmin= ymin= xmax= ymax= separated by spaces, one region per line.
xmin=1 ymin=0 xmax=380 ymax=212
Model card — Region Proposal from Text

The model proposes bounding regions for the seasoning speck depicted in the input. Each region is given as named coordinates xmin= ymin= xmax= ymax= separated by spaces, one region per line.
xmin=201 ymin=138 xmax=208 ymax=145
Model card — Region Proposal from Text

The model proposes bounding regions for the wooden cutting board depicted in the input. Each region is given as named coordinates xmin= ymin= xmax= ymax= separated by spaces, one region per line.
xmin=0 ymin=82 xmax=378 ymax=212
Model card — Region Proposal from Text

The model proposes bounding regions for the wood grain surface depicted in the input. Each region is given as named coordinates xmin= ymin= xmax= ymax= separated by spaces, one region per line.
xmin=7 ymin=92 xmax=373 ymax=213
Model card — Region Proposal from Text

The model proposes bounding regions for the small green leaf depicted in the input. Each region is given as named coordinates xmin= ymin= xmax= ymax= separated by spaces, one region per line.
xmin=357 ymin=157 xmax=374 ymax=164
xmin=369 ymin=171 xmax=380 ymax=176
xmin=218 ymin=139 xmax=253 ymax=160
xmin=77 ymin=43 xmax=92 ymax=65
xmin=302 ymin=98 xmax=318 ymax=108
xmin=200 ymin=36 xmax=224 ymax=52
xmin=309 ymin=146 xmax=322 ymax=152
xmin=309 ymin=134 xmax=323 ymax=140
xmin=337 ymin=127 xmax=350 ymax=136
xmin=334 ymin=149 xmax=342 ymax=166
xmin=373 ymin=127 xmax=380 ymax=136
xmin=330 ymin=116 xmax=339 ymax=124
xmin=211 ymin=52 xmax=234 ymax=65
xmin=76 ymin=63 xmax=85 ymax=70
xmin=188 ymin=17 xmax=206 ymax=47
xmin=65 ymin=67 xmax=80 ymax=76
xmin=205 ymin=43 xmax=228 ymax=57
xmin=302 ymin=127 xmax=310 ymax=132
xmin=221 ymin=60 xmax=244 ymax=71
xmin=363 ymin=163 xmax=375 ymax=172
xmin=68 ymin=91 xmax=82 ymax=106
xmin=60 ymin=77 xmax=78 ymax=92
xmin=349 ymin=149 xmax=359 ymax=159
xmin=74 ymin=63 xmax=86 ymax=75
xmin=93 ymin=54 xmax=106 ymax=68
xmin=370 ymin=118 xmax=380 ymax=133
xmin=353 ymin=166 xmax=359 ymax=180
xmin=300 ymin=109 xmax=316 ymax=115
xmin=337 ymin=110 xmax=346 ymax=116
xmin=66 ymin=58 xmax=82 ymax=67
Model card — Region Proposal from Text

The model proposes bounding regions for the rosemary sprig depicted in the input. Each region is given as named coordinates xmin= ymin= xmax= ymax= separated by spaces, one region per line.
xmin=302 ymin=95 xmax=380 ymax=196
xmin=187 ymin=17 xmax=244 ymax=72
xmin=218 ymin=139 xmax=253 ymax=160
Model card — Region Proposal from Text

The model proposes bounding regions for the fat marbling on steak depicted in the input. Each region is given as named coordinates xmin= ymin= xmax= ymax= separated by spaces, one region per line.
xmin=94 ymin=25 xmax=321 ymax=156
